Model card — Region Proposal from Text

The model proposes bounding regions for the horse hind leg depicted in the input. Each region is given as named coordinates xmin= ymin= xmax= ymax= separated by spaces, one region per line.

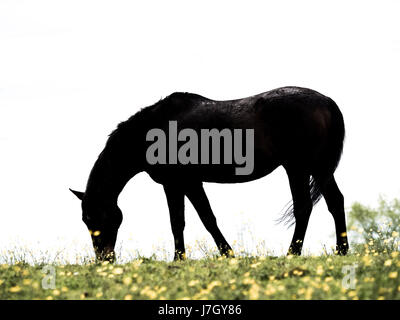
xmin=318 ymin=175 xmax=348 ymax=255
xmin=286 ymin=169 xmax=313 ymax=255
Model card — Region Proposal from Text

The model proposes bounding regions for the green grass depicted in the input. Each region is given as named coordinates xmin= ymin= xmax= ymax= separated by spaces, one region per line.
xmin=1 ymin=251 xmax=399 ymax=300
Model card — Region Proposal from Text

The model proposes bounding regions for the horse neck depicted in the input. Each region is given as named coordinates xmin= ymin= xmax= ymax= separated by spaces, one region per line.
xmin=83 ymin=108 xmax=150 ymax=206
xmin=84 ymin=147 xmax=141 ymax=205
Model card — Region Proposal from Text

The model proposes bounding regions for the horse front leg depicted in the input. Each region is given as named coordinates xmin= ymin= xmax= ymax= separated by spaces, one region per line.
xmin=163 ymin=184 xmax=186 ymax=260
xmin=186 ymin=183 xmax=234 ymax=258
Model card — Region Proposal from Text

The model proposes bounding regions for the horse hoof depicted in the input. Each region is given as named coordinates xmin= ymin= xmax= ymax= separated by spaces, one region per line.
xmin=222 ymin=249 xmax=235 ymax=258
xmin=336 ymin=243 xmax=348 ymax=256
xmin=173 ymin=252 xmax=186 ymax=261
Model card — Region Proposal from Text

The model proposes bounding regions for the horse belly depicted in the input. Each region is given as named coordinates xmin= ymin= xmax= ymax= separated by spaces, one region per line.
xmin=146 ymin=148 xmax=279 ymax=185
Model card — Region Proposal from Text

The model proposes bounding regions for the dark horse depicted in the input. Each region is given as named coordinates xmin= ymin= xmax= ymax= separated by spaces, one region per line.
xmin=70 ymin=86 xmax=348 ymax=261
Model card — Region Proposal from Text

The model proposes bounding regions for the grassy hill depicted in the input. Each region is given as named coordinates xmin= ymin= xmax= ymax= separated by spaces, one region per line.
xmin=1 ymin=251 xmax=399 ymax=300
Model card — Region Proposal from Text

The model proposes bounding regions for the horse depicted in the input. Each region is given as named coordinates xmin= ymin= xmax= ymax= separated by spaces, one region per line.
xmin=70 ymin=86 xmax=348 ymax=262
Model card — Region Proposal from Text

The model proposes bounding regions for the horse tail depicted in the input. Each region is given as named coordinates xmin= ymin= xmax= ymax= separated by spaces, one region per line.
xmin=278 ymin=98 xmax=345 ymax=226
xmin=278 ymin=176 xmax=324 ymax=227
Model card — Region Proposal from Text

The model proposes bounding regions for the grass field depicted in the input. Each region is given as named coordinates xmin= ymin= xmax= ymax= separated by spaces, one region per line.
xmin=1 ymin=199 xmax=399 ymax=300
xmin=1 ymin=250 xmax=399 ymax=300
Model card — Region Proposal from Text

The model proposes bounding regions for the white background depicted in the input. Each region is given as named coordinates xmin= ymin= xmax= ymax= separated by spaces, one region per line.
xmin=0 ymin=0 xmax=399 ymax=261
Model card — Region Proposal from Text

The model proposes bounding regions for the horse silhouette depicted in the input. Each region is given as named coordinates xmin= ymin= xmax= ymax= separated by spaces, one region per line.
xmin=70 ymin=86 xmax=348 ymax=261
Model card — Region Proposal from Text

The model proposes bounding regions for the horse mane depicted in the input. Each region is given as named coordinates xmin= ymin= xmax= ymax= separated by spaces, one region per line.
xmin=107 ymin=92 xmax=205 ymax=144
xmin=108 ymin=97 xmax=163 ymax=140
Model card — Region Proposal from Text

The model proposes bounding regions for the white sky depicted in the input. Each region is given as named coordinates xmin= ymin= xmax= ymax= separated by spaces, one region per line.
xmin=0 ymin=0 xmax=399 ymax=262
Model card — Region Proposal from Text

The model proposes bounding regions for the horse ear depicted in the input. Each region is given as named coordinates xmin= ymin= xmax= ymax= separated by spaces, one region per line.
xmin=69 ymin=188 xmax=85 ymax=200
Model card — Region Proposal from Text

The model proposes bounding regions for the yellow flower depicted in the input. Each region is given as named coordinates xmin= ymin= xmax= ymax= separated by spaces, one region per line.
xmin=9 ymin=286 xmax=21 ymax=293
xmin=146 ymin=290 xmax=157 ymax=299
xmin=22 ymin=279 xmax=32 ymax=285
xmin=251 ymin=262 xmax=261 ymax=268
xmin=61 ymin=287 xmax=68 ymax=292
xmin=388 ymin=272 xmax=398 ymax=279
xmin=348 ymin=291 xmax=357 ymax=297
xmin=248 ymin=283 xmax=260 ymax=300
xmin=132 ymin=259 xmax=143 ymax=269
xmin=264 ymin=285 xmax=277 ymax=296
xmin=124 ymin=294 xmax=133 ymax=300
xmin=96 ymin=292 xmax=103 ymax=298
xmin=316 ymin=265 xmax=324 ymax=275
xmin=305 ymin=288 xmax=313 ymax=300
xmin=93 ymin=230 xmax=101 ymax=237
xmin=362 ymin=255 xmax=372 ymax=266
xmin=384 ymin=260 xmax=392 ymax=267
xmin=46 ymin=296 xmax=53 ymax=300
xmin=392 ymin=231 xmax=399 ymax=238
xmin=123 ymin=277 xmax=132 ymax=285
xmin=112 ymin=267 xmax=124 ymax=275
xmin=391 ymin=251 xmax=399 ymax=258
xmin=157 ymin=286 xmax=167 ymax=294
xmin=322 ymin=283 xmax=330 ymax=292
xmin=207 ymin=280 xmax=221 ymax=290
xmin=293 ymin=269 xmax=304 ymax=276
xmin=188 ymin=280 xmax=199 ymax=287
xmin=130 ymin=285 xmax=138 ymax=292
xmin=243 ymin=278 xmax=255 ymax=285
xmin=277 ymin=285 xmax=285 ymax=291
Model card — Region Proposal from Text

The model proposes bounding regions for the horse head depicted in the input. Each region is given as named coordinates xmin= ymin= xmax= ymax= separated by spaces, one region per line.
xmin=70 ymin=188 xmax=122 ymax=263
